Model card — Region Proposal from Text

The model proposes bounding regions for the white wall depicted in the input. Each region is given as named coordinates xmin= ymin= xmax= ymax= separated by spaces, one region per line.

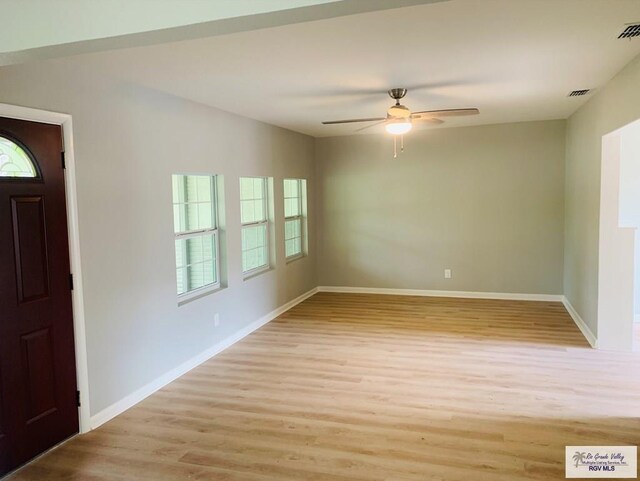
xmin=619 ymin=121 xmax=640 ymax=320
xmin=316 ymin=120 xmax=566 ymax=294
xmin=565 ymin=53 xmax=640 ymax=336
xmin=0 ymin=58 xmax=317 ymax=416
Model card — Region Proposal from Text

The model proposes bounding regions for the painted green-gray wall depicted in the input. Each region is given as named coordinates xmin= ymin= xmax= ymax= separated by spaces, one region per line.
xmin=564 ymin=54 xmax=640 ymax=335
xmin=0 ymin=58 xmax=317 ymax=416
xmin=315 ymin=120 xmax=566 ymax=294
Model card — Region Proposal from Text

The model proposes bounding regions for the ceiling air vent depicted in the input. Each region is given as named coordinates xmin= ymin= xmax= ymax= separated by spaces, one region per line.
xmin=618 ymin=23 xmax=640 ymax=39
xmin=568 ymin=89 xmax=590 ymax=97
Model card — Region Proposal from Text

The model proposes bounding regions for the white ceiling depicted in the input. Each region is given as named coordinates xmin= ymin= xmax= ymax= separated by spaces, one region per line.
xmin=33 ymin=0 xmax=640 ymax=137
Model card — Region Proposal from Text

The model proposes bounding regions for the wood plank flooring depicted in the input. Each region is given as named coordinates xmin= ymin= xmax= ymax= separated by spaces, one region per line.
xmin=7 ymin=293 xmax=640 ymax=481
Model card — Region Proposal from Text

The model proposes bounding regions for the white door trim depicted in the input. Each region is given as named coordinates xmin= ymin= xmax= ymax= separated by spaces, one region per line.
xmin=0 ymin=103 xmax=91 ymax=433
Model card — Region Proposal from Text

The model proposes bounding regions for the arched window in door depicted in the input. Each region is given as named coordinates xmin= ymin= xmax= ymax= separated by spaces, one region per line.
xmin=0 ymin=135 xmax=39 ymax=178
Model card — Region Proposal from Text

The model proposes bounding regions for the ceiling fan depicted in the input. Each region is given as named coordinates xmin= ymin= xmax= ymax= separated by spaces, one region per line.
xmin=322 ymin=88 xmax=479 ymax=157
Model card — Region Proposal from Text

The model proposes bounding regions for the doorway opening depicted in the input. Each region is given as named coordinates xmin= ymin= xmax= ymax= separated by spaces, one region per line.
xmin=599 ymin=118 xmax=640 ymax=352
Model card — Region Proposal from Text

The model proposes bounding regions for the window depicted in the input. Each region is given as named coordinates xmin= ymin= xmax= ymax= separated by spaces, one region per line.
xmin=172 ymin=174 xmax=220 ymax=297
xmin=0 ymin=136 xmax=38 ymax=178
xmin=240 ymin=177 xmax=270 ymax=275
xmin=284 ymin=178 xmax=306 ymax=259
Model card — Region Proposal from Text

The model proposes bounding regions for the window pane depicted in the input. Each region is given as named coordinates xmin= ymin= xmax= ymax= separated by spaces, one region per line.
xmin=172 ymin=174 xmax=215 ymax=234
xmin=240 ymin=177 xmax=254 ymax=199
xmin=186 ymin=237 xmax=204 ymax=264
xmin=198 ymin=203 xmax=213 ymax=230
xmin=185 ymin=176 xmax=203 ymax=203
xmin=242 ymin=226 xmax=256 ymax=249
xmin=240 ymin=199 xmax=255 ymax=224
xmin=240 ymin=177 xmax=269 ymax=273
xmin=187 ymin=263 xmax=204 ymax=291
xmin=197 ymin=176 xmax=212 ymax=202
xmin=172 ymin=174 xmax=219 ymax=296
xmin=283 ymin=179 xmax=291 ymax=198
xmin=284 ymin=179 xmax=301 ymax=217
xmin=254 ymin=199 xmax=265 ymax=222
xmin=242 ymin=224 xmax=268 ymax=273
xmin=0 ymin=136 xmax=37 ymax=178
xmin=203 ymin=260 xmax=215 ymax=285
xmin=285 ymin=218 xmax=302 ymax=258
xmin=172 ymin=175 xmax=183 ymax=203
xmin=285 ymin=239 xmax=297 ymax=258
xmin=240 ymin=177 xmax=267 ymax=224
xmin=173 ymin=204 xmax=184 ymax=233
xmin=253 ymin=177 xmax=264 ymax=198
xmin=175 ymin=239 xmax=186 ymax=267
xmin=256 ymin=246 xmax=267 ymax=267
xmin=292 ymin=236 xmax=302 ymax=256
xmin=284 ymin=179 xmax=305 ymax=259
xmin=175 ymin=233 xmax=217 ymax=294
xmin=176 ymin=267 xmax=187 ymax=295
xmin=284 ymin=219 xmax=301 ymax=241
xmin=185 ymin=202 xmax=198 ymax=230
xmin=285 ymin=237 xmax=302 ymax=258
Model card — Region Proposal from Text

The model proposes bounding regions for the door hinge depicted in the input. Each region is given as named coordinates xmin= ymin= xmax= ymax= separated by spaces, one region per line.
xmin=69 ymin=273 xmax=74 ymax=291
xmin=77 ymin=390 xmax=81 ymax=407
xmin=61 ymin=151 xmax=66 ymax=170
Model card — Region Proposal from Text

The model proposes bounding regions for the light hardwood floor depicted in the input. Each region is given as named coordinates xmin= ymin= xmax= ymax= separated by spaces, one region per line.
xmin=8 ymin=293 xmax=640 ymax=481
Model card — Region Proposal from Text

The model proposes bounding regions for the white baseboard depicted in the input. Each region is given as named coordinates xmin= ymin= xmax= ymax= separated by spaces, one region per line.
xmin=317 ymin=285 xmax=563 ymax=302
xmin=89 ymin=287 xmax=318 ymax=430
xmin=562 ymin=296 xmax=597 ymax=348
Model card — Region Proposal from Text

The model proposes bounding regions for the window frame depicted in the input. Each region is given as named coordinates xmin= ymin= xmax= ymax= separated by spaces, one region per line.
xmin=240 ymin=176 xmax=271 ymax=277
xmin=284 ymin=178 xmax=305 ymax=262
xmin=173 ymin=174 xmax=221 ymax=302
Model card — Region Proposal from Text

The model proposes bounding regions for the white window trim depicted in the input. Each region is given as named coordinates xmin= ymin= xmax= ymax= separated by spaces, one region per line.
xmin=174 ymin=175 xmax=221 ymax=301
xmin=284 ymin=179 xmax=305 ymax=261
xmin=240 ymin=177 xmax=271 ymax=277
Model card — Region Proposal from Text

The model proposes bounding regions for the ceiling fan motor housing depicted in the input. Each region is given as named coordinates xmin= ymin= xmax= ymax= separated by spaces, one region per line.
xmin=388 ymin=88 xmax=408 ymax=100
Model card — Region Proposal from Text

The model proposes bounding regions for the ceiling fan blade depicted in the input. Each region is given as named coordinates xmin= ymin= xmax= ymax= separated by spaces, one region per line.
xmin=355 ymin=120 xmax=387 ymax=132
xmin=412 ymin=108 xmax=479 ymax=118
xmin=413 ymin=117 xmax=444 ymax=125
xmin=322 ymin=117 xmax=386 ymax=125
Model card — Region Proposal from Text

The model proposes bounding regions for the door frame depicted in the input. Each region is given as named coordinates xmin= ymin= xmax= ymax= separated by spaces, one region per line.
xmin=0 ymin=103 xmax=91 ymax=433
xmin=597 ymin=119 xmax=640 ymax=352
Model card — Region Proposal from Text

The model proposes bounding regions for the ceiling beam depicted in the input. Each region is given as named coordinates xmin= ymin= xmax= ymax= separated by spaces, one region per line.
xmin=0 ymin=0 xmax=447 ymax=67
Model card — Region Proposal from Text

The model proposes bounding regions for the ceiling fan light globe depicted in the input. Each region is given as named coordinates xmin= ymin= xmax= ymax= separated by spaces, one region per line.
xmin=385 ymin=120 xmax=412 ymax=135
xmin=387 ymin=104 xmax=411 ymax=118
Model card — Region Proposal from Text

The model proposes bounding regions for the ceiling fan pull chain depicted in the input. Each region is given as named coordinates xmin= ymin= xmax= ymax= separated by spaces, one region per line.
xmin=393 ymin=136 xmax=397 ymax=158
xmin=401 ymin=135 xmax=404 ymax=153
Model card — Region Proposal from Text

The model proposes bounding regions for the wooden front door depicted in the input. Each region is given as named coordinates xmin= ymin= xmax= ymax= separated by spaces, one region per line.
xmin=0 ymin=117 xmax=78 ymax=476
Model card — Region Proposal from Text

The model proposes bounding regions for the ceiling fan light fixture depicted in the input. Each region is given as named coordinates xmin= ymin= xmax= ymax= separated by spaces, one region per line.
xmin=387 ymin=104 xmax=411 ymax=118
xmin=385 ymin=119 xmax=412 ymax=135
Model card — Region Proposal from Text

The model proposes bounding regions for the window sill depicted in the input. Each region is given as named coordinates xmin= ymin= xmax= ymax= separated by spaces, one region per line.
xmin=286 ymin=253 xmax=306 ymax=264
xmin=178 ymin=284 xmax=224 ymax=306
xmin=243 ymin=265 xmax=273 ymax=281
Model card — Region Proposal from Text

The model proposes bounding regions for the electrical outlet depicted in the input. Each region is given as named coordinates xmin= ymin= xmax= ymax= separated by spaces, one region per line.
xmin=444 ymin=269 xmax=452 ymax=279
xmin=214 ymin=313 xmax=220 ymax=327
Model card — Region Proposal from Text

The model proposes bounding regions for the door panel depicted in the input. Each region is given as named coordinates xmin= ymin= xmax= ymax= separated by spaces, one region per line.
xmin=11 ymin=196 xmax=50 ymax=303
xmin=0 ymin=117 xmax=78 ymax=477
xmin=21 ymin=328 xmax=57 ymax=424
